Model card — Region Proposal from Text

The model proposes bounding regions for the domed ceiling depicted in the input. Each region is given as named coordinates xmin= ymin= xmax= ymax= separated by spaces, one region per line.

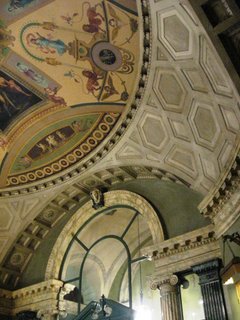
xmin=0 ymin=0 xmax=140 ymax=187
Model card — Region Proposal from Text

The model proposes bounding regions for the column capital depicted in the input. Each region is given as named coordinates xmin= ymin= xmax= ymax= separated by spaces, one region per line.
xmin=192 ymin=258 xmax=223 ymax=284
xmin=149 ymin=274 xmax=179 ymax=290
xmin=192 ymin=258 xmax=222 ymax=273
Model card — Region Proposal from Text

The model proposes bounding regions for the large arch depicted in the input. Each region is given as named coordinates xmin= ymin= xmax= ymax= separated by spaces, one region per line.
xmin=45 ymin=190 xmax=164 ymax=281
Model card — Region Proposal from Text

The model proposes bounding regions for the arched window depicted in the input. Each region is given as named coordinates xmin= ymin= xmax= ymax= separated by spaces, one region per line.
xmin=45 ymin=191 xmax=164 ymax=318
xmin=60 ymin=205 xmax=154 ymax=313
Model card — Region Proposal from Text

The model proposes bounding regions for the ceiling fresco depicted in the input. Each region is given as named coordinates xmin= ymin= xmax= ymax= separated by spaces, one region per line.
xmin=0 ymin=0 xmax=140 ymax=187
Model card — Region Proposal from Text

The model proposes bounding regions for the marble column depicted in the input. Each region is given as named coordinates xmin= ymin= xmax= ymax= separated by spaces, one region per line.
xmin=151 ymin=275 xmax=182 ymax=320
xmin=193 ymin=259 xmax=228 ymax=320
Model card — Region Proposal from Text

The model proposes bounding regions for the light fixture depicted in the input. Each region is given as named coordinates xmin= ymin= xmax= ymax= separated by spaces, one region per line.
xmin=221 ymin=232 xmax=240 ymax=285
xmin=134 ymin=305 xmax=152 ymax=320
xmin=91 ymin=295 xmax=112 ymax=319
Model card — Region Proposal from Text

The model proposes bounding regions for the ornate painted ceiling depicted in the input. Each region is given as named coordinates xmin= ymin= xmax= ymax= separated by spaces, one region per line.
xmin=0 ymin=0 xmax=140 ymax=188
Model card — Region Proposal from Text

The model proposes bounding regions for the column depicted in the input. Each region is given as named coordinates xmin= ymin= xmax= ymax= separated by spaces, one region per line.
xmin=193 ymin=259 xmax=228 ymax=320
xmin=151 ymin=275 xmax=182 ymax=320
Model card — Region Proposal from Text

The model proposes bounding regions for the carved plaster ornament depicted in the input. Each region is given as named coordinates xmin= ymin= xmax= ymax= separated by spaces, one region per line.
xmin=149 ymin=280 xmax=159 ymax=290
xmin=169 ymin=274 xmax=179 ymax=286
xmin=90 ymin=188 xmax=104 ymax=209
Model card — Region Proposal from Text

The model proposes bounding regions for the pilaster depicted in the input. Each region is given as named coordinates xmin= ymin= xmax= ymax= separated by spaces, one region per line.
xmin=193 ymin=259 xmax=228 ymax=320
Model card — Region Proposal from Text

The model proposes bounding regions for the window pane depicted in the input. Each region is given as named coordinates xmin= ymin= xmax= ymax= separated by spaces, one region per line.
xmin=82 ymin=238 xmax=128 ymax=305
xmin=77 ymin=207 xmax=136 ymax=247
xmin=61 ymin=241 xmax=86 ymax=282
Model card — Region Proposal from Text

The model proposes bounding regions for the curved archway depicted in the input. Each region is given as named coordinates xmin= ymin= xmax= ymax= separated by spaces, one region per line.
xmin=45 ymin=190 xmax=164 ymax=281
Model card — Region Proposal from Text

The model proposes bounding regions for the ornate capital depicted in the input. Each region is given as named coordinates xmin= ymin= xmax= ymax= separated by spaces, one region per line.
xmin=149 ymin=274 xmax=179 ymax=291
xmin=192 ymin=258 xmax=222 ymax=284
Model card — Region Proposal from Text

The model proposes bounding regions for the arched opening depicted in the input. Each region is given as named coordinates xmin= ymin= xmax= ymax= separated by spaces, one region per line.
xmin=47 ymin=191 xmax=163 ymax=318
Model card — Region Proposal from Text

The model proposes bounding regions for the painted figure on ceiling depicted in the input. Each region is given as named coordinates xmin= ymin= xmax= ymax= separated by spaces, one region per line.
xmin=0 ymin=24 xmax=15 ymax=47
xmin=0 ymin=76 xmax=31 ymax=96
xmin=0 ymin=76 xmax=31 ymax=117
xmin=26 ymin=32 xmax=67 ymax=55
xmin=80 ymin=2 xmax=105 ymax=34
xmin=44 ymin=87 xmax=66 ymax=106
xmin=82 ymin=70 xmax=104 ymax=96
xmin=61 ymin=12 xmax=79 ymax=26
xmin=16 ymin=62 xmax=49 ymax=88
xmin=0 ymin=71 xmax=41 ymax=131
xmin=18 ymin=156 xmax=32 ymax=168
xmin=0 ymin=22 xmax=15 ymax=60
xmin=8 ymin=0 xmax=35 ymax=12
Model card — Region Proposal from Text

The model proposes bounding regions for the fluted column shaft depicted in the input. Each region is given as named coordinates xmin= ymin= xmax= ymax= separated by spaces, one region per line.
xmin=193 ymin=259 xmax=228 ymax=320
xmin=159 ymin=281 xmax=181 ymax=320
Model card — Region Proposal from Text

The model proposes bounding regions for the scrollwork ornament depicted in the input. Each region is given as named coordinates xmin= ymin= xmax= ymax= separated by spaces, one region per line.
xmin=150 ymin=280 xmax=160 ymax=290
xmin=169 ymin=274 xmax=179 ymax=286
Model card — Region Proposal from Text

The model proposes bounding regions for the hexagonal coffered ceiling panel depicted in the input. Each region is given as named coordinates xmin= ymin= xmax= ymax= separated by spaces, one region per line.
xmin=0 ymin=0 xmax=140 ymax=188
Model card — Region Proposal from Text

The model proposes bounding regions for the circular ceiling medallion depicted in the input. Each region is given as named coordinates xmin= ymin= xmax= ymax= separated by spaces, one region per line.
xmin=91 ymin=42 xmax=122 ymax=71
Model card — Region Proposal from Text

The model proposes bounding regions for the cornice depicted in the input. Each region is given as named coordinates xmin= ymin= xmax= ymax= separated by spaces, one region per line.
xmin=143 ymin=225 xmax=217 ymax=260
xmin=0 ymin=279 xmax=63 ymax=316
xmin=143 ymin=225 xmax=221 ymax=282
xmin=199 ymin=154 xmax=240 ymax=219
